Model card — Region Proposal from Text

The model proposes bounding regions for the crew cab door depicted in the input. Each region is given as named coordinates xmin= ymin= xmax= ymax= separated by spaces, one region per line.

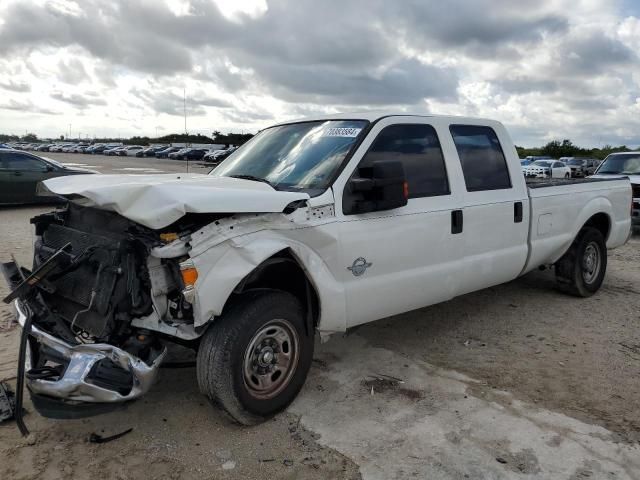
xmin=446 ymin=123 xmax=529 ymax=294
xmin=334 ymin=117 xmax=465 ymax=327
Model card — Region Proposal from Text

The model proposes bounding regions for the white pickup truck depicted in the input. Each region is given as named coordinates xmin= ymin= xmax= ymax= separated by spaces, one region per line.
xmin=2 ymin=113 xmax=632 ymax=426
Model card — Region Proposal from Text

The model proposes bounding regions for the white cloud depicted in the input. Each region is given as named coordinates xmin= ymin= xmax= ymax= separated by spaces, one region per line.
xmin=0 ymin=0 xmax=638 ymax=146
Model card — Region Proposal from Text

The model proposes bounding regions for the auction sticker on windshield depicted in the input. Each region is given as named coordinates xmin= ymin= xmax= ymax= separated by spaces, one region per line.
xmin=323 ymin=127 xmax=362 ymax=137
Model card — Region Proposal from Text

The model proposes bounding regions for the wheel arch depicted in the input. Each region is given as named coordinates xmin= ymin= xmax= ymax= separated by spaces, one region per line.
xmin=191 ymin=236 xmax=346 ymax=334
xmin=582 ymin=212 xmax=611 ymax=241
xmin=231 ymin=249 xmax=320 ymax=336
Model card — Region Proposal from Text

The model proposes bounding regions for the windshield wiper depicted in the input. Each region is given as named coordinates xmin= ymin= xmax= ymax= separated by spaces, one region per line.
xmin=619 ymin=171 xmax=640 ymax=175
xmin=228 ymin=174 xmax=276 ymax=188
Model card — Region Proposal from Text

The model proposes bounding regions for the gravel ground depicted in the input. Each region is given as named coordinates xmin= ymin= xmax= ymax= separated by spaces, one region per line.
xmin=0 ymin=153 xmax=638 ymax=479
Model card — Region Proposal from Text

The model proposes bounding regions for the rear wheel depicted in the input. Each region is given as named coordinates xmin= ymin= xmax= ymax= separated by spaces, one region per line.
xmin=555 ymin=227 xmax=607 ymax=297
xmin=196 ymin=291 xmax=314 ymax=425
xmin=564 ymin=173 xmax=570 ymax=179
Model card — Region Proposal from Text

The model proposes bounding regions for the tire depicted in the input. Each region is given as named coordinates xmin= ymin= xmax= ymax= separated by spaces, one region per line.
xmin=564 ymin=173 xmax=570 ymax=179
xmin=555 ymin=227 xmax=607 ymax=297
xmin=196 ymin=290 xmax=314 ymax=425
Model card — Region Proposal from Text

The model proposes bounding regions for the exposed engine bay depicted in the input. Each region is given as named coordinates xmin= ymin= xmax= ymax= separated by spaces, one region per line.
xmin=1 ymin=203 xmax=222 ymax=418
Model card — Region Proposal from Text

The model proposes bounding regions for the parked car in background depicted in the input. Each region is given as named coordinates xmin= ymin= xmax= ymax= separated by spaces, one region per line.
xmin=91 ymin=143 xmax=121 ymax=154
xmin=104 ymin=146 xmax=127 ymax=156
xmin=85 ymin=144 xmax=103 ymax=154
xmin=36 ymin=144 xmax=53 ymax=152
xmin=168 ymin=148 xmax=190 ymax=159
xmin=61 ymin=144 xmax=77 ymax=153
xmin=73 ymin=143 xmax=91 ymax=153
xmin=523 ymin=160 xmax=571 ymax=179
xmin=49 ymin=144 xmax=70 ymax=152
xmin=172 ymin=148 xmax=208 ymax=161
xmin=203 ymin=146 xmax=237 ymax=164
xmin=120 ymin=146 xmax=144 ymax=157
xmin=0 ymin=149 xmax=97 ymax=204
xmin=203 ymin=149 xmax=225 ymax=162
xmin=564 ymin=157 xmax=600 ymax=177
xmin=138 ymin=145 xmax=168 ymax=157
xmin=155 ymin=146 xmax=182 ymax=158
xmin=591 ymin=151 xmax=640 ymax=227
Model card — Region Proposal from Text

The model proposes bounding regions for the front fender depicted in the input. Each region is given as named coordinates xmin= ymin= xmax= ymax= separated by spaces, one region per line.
xmin=190 ymin=231 xmax=347 ymax=333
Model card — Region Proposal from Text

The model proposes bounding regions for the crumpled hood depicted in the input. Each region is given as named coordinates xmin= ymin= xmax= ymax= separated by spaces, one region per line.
xmin=41 ymin=173 xmax=310 ymax=229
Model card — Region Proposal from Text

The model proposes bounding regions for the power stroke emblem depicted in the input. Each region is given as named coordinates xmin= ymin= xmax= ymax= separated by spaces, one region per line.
xmin=347 ymin=257 xmax=372 ymax=276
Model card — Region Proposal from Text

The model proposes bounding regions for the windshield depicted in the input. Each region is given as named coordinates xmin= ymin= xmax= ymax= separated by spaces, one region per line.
xmin=212 ymin=120 xmax=368 ymax=193
xmin=532 ymin=160 xmax=552 ymax=167
xmin=596 ymin=153 xmax=640 ymax=175
xmin=568 ymin=159 xmax=584 ymax=165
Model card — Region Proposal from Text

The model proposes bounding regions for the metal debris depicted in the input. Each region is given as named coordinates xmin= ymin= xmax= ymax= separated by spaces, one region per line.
xmin=0 ymin=381 xmax=16 ymax=423
xmin=89 ymin=428 xmax=133 ymax=444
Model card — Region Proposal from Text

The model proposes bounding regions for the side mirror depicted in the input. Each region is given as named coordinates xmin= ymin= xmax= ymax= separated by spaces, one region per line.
xmin=345 ymin=160 xmax=408 ymax=214
xmin=45 ymin=164 xmax=55 ymax=172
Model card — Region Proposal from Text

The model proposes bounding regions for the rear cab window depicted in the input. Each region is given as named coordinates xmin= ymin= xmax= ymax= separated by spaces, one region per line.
xmin=449 ymin=125 xmax=511 ymax=191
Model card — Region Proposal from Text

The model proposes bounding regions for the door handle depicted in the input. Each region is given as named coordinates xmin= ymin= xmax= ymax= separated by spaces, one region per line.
xmin=13 ymin=171 xmax=23 ymax=176
xmin=514 ymin=202 xmax=523 ymax=223
xmin=451 ymin=210 xmax=463 ymax=234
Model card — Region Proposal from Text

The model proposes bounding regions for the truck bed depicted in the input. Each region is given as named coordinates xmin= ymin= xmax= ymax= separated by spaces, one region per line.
xmin=523 ymin=176 xmax=631 ymax=274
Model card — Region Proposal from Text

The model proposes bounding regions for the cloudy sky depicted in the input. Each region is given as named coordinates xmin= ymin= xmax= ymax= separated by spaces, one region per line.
xmin=0 ymin=0 xmax=639 ymax=147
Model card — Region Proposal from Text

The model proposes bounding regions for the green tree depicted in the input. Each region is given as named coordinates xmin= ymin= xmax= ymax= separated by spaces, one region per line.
xmin=21 ymin=133 xmax=39 ymax=142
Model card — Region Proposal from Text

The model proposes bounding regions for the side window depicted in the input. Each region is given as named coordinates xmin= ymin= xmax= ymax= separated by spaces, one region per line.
xmin=3 ymin=153 xmax=46 ymax=171
xmin=358 ymin=124 xmax=449 ymax=198
xmin=554 ymin=162 xmax=563 ymax=168
xmin=449 ymin=125 xmax=511 ymax=191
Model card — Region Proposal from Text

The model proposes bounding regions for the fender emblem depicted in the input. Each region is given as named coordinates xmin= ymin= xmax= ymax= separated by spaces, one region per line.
xmin=347 ymin=257 xmax=372 ymax=276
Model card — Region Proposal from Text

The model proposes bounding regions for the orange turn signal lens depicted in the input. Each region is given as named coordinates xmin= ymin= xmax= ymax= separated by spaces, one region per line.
xmin=403 ymin=181 xmax=409 ymax=199
xmin=179 ymin=259 xmax=198 ymax=287
xmin=160 ymin=232 xmax=179 ymax=243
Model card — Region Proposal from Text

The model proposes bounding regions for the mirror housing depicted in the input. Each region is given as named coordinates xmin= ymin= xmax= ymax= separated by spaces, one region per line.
xmin=345 ymin=160 xmax=408 ymax=214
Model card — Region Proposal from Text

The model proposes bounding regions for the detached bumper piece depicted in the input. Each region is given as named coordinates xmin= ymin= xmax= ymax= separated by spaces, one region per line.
xmin=11 ymin=299 xmax=166 ymax=419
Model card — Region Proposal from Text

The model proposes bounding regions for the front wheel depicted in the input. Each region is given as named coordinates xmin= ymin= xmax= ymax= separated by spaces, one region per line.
xmin=555 ymin=227 xmax=607 ymax=297
xmin=564 ymin=173 xmax=570 ymax=179
xmin=197 ymin=291 xmax=314 ymax=425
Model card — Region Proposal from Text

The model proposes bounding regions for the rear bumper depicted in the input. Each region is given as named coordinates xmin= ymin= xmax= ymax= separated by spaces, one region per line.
xmin=13 ymin=300 xmax=166 ymax=415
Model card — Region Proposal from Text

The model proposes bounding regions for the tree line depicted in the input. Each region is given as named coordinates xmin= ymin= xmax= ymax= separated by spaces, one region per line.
xmin=516 ymin=139 xmax=637 ymax=160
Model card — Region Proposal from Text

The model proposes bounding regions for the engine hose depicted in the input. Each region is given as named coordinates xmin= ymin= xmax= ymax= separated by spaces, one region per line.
xmin=15 ymin=305 xmax=33 ymax=437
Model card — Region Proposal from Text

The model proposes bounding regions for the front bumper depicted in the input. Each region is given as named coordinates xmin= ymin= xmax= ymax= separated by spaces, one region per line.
xmin=14 ymin=300 xmax=166 ymax=414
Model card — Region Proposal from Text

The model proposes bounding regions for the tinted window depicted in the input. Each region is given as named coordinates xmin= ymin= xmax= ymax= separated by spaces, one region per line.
xmin=450 ymin=125 xmax=511 ymax=191
xmin=554 ymin=162 xmax=564 ymax=168
xmin=359 ymin=124 xmax=449 ymax=198
xmin=0 ymin=152 xmax=46 ymax=171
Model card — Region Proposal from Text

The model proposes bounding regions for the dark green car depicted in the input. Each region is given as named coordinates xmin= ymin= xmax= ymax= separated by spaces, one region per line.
xmin=0 ymin=149 xmax=97 ymax=205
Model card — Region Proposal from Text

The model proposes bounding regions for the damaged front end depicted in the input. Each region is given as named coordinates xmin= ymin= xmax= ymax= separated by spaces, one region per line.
xmin=1 ymin=204 xmax=189 ymax=419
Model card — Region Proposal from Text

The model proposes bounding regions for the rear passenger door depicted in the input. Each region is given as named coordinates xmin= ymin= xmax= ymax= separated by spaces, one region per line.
xmin=336 ymin=118 xmax=465 ymax=327
xmin=447 ymin=123 xmax=529 ymax=294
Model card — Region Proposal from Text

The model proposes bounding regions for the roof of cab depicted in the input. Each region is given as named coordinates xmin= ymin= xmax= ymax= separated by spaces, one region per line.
xmin=273 ymin=111 xmax=502 ymax=127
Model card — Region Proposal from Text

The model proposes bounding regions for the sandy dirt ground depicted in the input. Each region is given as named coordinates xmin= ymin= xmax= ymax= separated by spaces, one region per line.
xmin=0 ymin=153 xmax=638 ymax=479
